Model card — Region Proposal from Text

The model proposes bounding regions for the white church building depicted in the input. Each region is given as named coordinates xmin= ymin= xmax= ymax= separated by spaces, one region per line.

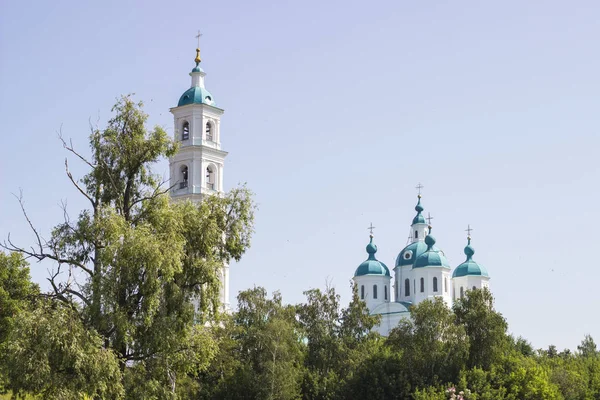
xmin=353 ymin=194 xmax=490 ymax=336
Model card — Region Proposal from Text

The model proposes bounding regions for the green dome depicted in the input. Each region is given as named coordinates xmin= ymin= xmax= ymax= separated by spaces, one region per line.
xmin=453 ymin=239 xmax=489 ymax=278
xmin=395 ymin=241 xmax=428 ymax=267
xmin=354 ymin=236 xmax=390 ymax=277
xmin=412 ymin=196 xmax=426 ymax=225
xmin=414 ymin=233 xmax=450 ymax=269
xmin=178 ymin=86 xmax=216 ymax=107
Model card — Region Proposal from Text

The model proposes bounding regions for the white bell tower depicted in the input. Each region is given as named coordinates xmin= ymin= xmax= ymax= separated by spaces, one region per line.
xmin=169 ymin=44 xmax=230 ymax=310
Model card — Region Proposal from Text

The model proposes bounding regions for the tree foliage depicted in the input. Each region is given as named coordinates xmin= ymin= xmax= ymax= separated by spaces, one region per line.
xmin=1 ymin=95 xmax=255 ymax=398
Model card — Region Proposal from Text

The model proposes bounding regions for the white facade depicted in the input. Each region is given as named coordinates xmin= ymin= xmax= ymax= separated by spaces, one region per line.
xmin=453 ymin=275 xmax=490 ymax=301
xmin=353 ymin=275 xmax=392 ymax=312
xmin=169 ymin=57 xmax=230 ymax=311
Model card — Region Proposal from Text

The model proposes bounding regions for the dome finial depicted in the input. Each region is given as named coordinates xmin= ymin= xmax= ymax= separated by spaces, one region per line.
xmin=464 ymin=225 xmax=475 ymax=259
xmin=195 ymin=31 xmax=203 ymax=66
xmin=424 ymin=226 xmax=436 ymax=249
xmin=366 ymin=223 xmax=377 ymax=257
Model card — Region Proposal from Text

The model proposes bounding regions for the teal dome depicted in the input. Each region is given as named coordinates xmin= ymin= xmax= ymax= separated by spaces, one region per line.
xmin=414 ymin=233 xmax=450 ymax=269
xmin=453 ymin=239 xmax=489 ymax=278
xmin=412 ymin=196 xmax=426 ymax=225
xmin=395 ymin=240 xmax=428 ymax=267
xmin=178 ymin=86 xmax=215 ymax=107
xmin=354 ymin=236 xmax=390 ymax=277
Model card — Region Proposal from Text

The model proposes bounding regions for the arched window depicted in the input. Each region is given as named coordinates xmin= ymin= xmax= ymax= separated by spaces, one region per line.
xmin=206 ymin=165 xmax=215 ymax=190
xmin=460 ymin=287 xmax=464 ymax=298
xmin=361 ymin=285 xmax=364 ymax=300
xmin=182 ymin=121 xmax=190 ymax=141
xmin=180 ymin=165 xmax=188 ymax=189
xmin=373 ymin=285 xmax=378 ymax=300
xmin=420 ymin=277 xmax=424 ymax=293
xmin=415 ymin=231 xmax=418 ymax=239
xmin=384 ymin=285 xmax=388 ymax=300
xmin=206 ymin=122 xmax=214 ymax=141
xmin=395 ymin=284 xmax=398 ymax=299
xmin=433 ymin=277 xmax=438 ymax=292
xmin=405 ymin=279 xmax=410 ymax=296
xmin=444 ymin=277 xmax=448 ymax=293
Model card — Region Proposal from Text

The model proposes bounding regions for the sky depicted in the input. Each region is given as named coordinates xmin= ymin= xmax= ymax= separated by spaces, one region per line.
xmin=1 ymin=0 xmax=599 ymax=351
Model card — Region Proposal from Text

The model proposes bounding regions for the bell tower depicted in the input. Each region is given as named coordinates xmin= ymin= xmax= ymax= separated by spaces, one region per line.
xmin=169 ymin=42 xmax=227 ymax=202
xmin=169 ymin=41 xmax=230 ymax=310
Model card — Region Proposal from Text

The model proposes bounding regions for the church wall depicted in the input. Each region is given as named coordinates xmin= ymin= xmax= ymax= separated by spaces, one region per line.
xmin=353 ymin=275 xmax=391 ymax=312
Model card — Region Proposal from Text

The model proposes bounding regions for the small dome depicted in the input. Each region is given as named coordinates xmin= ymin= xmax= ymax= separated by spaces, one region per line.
xmin=178 ymin=86 xmax=216 ymax=107
xmin=414 ymin=232 xmax=450 ymax=269
xmin=355 ymin=236 xmax=390 ymax=277
xmin=395 ymin=241 xmax=428 ymax=267
xmin=452 ymin=260 xmax=489 ymax=278
xmin=412 ymin=196 xmax=426 ymax=225
xmin=453 ymin=239 xmax=489 ymax=278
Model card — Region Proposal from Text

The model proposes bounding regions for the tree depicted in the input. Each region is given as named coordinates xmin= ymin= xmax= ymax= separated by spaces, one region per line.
xmin=577 ymin=335 xmax=598 ymax=358
xmin=199 ymin=287 xmax=304 ymax=400
xmin=387 ymin=298 xmax=469 ymax=389
xmin=0 ymin=251 xmax=39 ymax=392
xmin=297 ymin=284 xmax=380 ymax=400
xmin=1 ymin=95 xmax=255 ymax=397
xmin=453 ymin=288 xmax=509 ymax=370
xmin=0 ymin=252 xmax=38 ymax=345
xmin=1 ymin=301 xmax=123 ymax=399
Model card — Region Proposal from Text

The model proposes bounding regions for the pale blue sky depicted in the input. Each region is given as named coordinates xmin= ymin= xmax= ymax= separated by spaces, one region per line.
xmin=1 ymin=0 xmax=599 ymax=351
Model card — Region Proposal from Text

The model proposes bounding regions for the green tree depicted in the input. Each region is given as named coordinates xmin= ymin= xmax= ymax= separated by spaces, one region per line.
xmin=453 ymin=288 xmax=509 ymax=370
xmin=2 ymin=96 xmax=255 ymax=397
xmin=203 ymin=287 xmax=303 ymax=400
xmin=0 ymin=251 xmax=39 ymax=393
xmin=1 ymin=301 xmax=123 ymax=399
xmin=0 ymin=252 xmax=38 ymax=345
xmin=297 ymin=284 xmax=380 ymax=400
xmin=577 ymin=335 xmax=598 ymax=358
xmin=387 ymin=297 xmax=469 ymax=389
xmin=341 ymin=345 xmax=412 ymax=400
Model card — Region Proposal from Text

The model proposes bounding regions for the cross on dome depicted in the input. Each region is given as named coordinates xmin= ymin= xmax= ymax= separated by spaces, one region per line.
xmin=426 ymin=212 xmax=434 ymax=225
xmin=415 ymin=183 xmax=424 ymax=197
xmin=367 ymin=222 xmax=376 ymax=236
xmin=465 ymin=224 xmax=473 ymax=242
xmin=194 ymin=30 xmax=203 ymax=65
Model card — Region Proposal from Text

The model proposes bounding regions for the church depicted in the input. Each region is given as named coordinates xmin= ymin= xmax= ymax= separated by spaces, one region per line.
xmin=352 ymin=194 xmax=491 ymax=336
xmin=166 ymin=44 xmax=491 ymax=335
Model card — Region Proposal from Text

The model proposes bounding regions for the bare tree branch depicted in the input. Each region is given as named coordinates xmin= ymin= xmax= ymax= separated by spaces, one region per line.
xmin=65 ymin=158 xmax=96 ymax=207
xmin=58 ymin=127 xmax=95 ymax=170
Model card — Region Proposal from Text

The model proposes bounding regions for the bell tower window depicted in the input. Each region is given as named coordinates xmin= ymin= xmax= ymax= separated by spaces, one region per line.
xmin=415 ymin=231 xmax=418 ymax=239
xmin=182 ymin=121 xmax=190 ymax=141
xmin=420 ymin=277 xmax=424 ymax=293
xmin=360 ymin=285 xmax=364 ymax=300
xmin=373 ymin=285 xmax=378 ymax=300
xmin=384 ymin=285 xmax=388 ymax=300
xmin=433 ymin=277 xmax=438 ymax=292
xmin=206 ymin=122 xmax=213 ymax=141
xmin=405 ymin=279 xmax=410 ymax=296
xmin=206 ymin=165 xmax=215 ymax=190
xmin=180 ymin=165 xmax=189 ymax=189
